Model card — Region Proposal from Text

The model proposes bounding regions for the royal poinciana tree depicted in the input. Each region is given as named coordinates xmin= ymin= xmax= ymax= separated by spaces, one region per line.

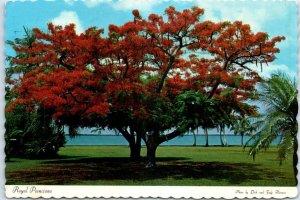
xmin=6 ymin=6 xmax=284 ymax=167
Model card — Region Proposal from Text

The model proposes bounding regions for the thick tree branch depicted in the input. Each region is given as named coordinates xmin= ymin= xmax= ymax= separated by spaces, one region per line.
xmin=59 ymin=51 xmax=75 ymax=70
xmin=156 ymin=55 xmax=175 ymax=93
xmin=208 ymin=45 xmax=268 ymax=98
xmin=208 ymin=80 xmax=220 ymax=99
xmin=208 ymin=59 xmax=229 ymax=98
xmin=122 ymin=56 xmax=129 ymax=78
xmin=117 ymin=127 xmax=132 ymax=144
xmin=231 ymin=61 xmax=254 ymax=71
xmin=158 ymin=125 xmax=188 ymax=144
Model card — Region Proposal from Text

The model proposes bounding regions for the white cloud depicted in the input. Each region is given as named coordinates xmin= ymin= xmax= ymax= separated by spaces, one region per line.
xmin=112 ymin=0 xmax=163 ymax=12
xmin=196 ymin=0 xmax=284 ymax=32
xmin=7 ymin=0 xmax=37 ymax=2
xmin=64 ymin=0 xmax=75 ymax=5
xmin=64 ymin=0 xmax=112 ymax=7
xmin=51 ymin=11 xmax=84 ymax=33
xmin=249 ymin=63 xmax=297 ymax=79
xmin=64 ymin=0 xmax=162 ymax=12
xmin=83 ymin=0 xmax=112 ymax=8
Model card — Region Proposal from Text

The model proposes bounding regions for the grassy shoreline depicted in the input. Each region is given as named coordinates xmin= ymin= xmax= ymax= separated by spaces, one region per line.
xmin=5 ymin=146 xmax=295 ymax=186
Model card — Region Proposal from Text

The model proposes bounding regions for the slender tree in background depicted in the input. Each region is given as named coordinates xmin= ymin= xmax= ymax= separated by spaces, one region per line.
xmin=191 ymin=128 xmax=197 ymax=146
xmin=219 ymin=124 xmax=228 ymax=147
xmin=231 ymin=117 xmax=255 ymax=146
xmin=6 ymin=6 xmax=284 ymax=167
xmin=245 ymin=73 xmax=298 ymax=184
xmin=204 ymin=128 xmax=209 ymax=147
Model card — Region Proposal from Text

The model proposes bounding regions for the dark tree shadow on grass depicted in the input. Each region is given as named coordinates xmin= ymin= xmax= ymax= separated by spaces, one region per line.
xmin=6 ymin=157 xmax=288 ymax=185
xmin=5 ymin=155 xmax=85 ymax=161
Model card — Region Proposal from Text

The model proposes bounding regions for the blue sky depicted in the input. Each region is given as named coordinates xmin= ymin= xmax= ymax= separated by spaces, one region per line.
xmin=5 ymin=0 xmax=298 ymax=78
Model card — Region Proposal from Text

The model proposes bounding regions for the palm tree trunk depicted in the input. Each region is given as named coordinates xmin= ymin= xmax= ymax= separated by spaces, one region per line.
xmin=220 ymin=129 xmax=224 ymax=146
xmin=204 ymin=128 xmax=209 ymax=147
xmin=293 ymin=139 xmax=298 ymax=185
xmin=192 ymin=130 xmax=197 ymax=146
xmin=221 ymin=127 xmax=227 ymax=146
xmin=219 ymin=125 xmax=227 ymax=147
xmin=241 ymin=133 xmax=244 ymax=147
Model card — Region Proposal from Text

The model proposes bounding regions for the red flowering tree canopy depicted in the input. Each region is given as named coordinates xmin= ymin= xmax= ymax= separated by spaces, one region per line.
xmin=6 ymin=6 xmax=284 ymax=133
xmin=7 ymin=24 xmax=110 ymax=126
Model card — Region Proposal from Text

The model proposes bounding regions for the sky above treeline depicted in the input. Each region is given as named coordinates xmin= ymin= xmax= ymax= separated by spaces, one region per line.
xmin=5 ymin=0 xmax=298 ymax=78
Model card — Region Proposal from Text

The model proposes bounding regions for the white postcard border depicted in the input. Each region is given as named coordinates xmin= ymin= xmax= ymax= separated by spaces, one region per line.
xmin=4 ymin=185 xmax=298 ymax=199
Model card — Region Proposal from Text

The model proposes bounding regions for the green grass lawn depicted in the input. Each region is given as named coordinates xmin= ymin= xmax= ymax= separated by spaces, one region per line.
xmin=5 ymin=146 xmax=296 ymax=186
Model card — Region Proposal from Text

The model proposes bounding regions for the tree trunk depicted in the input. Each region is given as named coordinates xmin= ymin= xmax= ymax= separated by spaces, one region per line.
xmin=241 ymin=134 xmax=244 ymax=147
xmin=220 ymin=130 xmax=224 ymax=146
xmin=145 ymin=133 xmax=159 ymax=168
xmin=130 ymin=131 xmax=142 ymax=161
xmin=5 ymin=142 xmax=11 ymax=162
xmin=146 ymin=143 xmax=158 ymax=168
xmin=130 ymin=143 xmax=141 ymax=161
xmin=204 ymin=128 xmax=209 ymax=147
xmin=293 ymin=139 xmax=298 ymax=185
xmin=118 ymin=127 xmax=142 ymax=161
xmin=136 ymin=131 xmax=142 ymax=157
xmin=192 ymin=130 xmax=197 ymax=146
xmin=220 ymin=126 xmax=227 ymax=147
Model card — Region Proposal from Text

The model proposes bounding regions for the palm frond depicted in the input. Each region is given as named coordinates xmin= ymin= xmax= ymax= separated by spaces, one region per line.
xmin=247 ymin=72 xmax=298 ymax=164
xmin=247 ymin=127 xmax=279 ymax=160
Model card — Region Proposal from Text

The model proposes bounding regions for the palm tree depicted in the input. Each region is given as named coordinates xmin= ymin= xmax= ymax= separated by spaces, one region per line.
xmin=231 ymin=117 xmax=255 ymax=146
xmin=245 ymin=72 xmax=298 ymax=184
xmin=218 ymin=123 xmax=228 ymax=146
xmin=190 ymin=128 xmax=198 ymax=146
xmin=204 ymin=127 xmax=209 ymax=147
xmin=175 ymin=91 xmax=218 ymax=147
